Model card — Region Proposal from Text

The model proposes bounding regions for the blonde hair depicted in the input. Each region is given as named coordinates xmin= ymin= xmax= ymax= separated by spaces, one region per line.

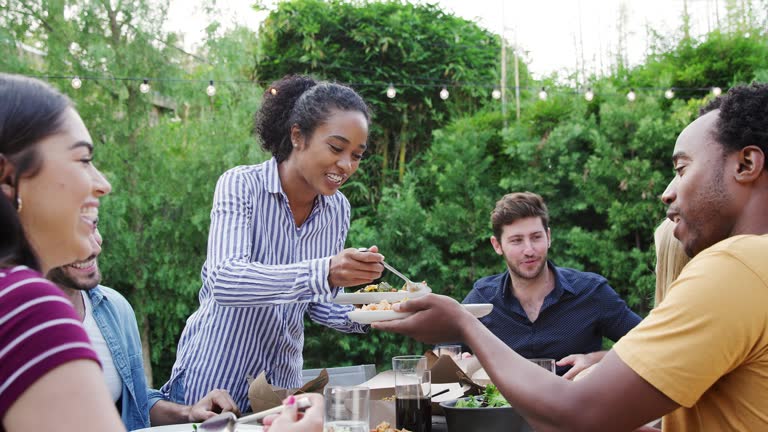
xmin=654 ymin=219 xmax=690 ymax=306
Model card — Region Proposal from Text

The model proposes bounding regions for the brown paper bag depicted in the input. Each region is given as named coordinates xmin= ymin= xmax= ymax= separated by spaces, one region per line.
xmin=247 ymin=369 xmax=329 ymax=413
xmin=426 ymin=350 xmax=484 ymax=395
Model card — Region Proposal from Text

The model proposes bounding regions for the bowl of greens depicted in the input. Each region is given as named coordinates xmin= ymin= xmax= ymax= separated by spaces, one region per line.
xmin=439 ymin=384 xmax=533 ymax=432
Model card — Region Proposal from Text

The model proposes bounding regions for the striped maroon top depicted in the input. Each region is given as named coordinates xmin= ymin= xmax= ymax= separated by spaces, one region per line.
xmin=0 ymin=266 xmax=99 ymax=429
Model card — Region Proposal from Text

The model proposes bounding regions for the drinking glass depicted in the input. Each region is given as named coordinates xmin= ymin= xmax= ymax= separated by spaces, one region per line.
xmin=393 ymin=355 xmax=431 ymax=432
xmin=323 ymin=386 xmax=370 ymax=432
xmin=529 ymin=358 xmax=556 ymax=373
xmin=436 ymin=344 xmax=462 ymax=361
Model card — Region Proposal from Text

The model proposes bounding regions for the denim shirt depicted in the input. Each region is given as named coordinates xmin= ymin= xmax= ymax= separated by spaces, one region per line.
xmin=88 ymin=285 xmax=166 ymax=431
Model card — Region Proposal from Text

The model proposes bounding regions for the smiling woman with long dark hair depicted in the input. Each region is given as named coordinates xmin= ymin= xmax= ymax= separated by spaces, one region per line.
xmin=0 ymin=73 xmax=123 ymax=432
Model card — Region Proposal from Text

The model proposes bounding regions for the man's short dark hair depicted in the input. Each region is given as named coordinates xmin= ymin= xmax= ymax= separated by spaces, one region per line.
xmin=491 ymin=192 xmax=549 ymax=240
xmin=699 ymin=83 xmax=768 ymax=169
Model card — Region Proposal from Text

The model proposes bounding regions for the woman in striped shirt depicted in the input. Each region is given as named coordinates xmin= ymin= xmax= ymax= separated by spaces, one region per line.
xmin=161 ymin=75 xmax=385 ymax=411
xmin=0 ymin=74 xmax=123 ymax=431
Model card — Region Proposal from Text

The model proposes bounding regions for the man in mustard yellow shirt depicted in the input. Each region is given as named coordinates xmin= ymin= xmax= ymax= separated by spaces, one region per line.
xmin=374 ymin=83 xmax=768 ymax=431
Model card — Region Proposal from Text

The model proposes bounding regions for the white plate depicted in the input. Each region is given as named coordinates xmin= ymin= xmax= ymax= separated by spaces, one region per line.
xmin=348 ymin=303 xmax=493 ymax=324
xmin=132 ymin=424 xmax=262 ymax=432
xmin=334 ymin=281 xmax=431 ymax=305
xmin=464 ymin=303 xmax=493 ymax=318
xmin=347 ymin=309 xmax=413 ymax=324
xmin=333 ymin=290 xmax=425 ymax=305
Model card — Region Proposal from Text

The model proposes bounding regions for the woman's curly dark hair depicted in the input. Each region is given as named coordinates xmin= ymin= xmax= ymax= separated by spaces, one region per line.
xmin=254 ymin=74 xmax=370 ymax=162
xmin=700 ymin=83 xmax=768 ymax=169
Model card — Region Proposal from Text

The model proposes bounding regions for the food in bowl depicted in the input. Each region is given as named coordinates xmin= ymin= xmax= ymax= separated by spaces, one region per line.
xmin=441 ymin=390 xmax=532 ymax=432
xmin=441 ymin=384 xmax=533 ymax=432
xmin=355 ymin=281 xmax=431 ymax=294
xmin=357 ymin=281 xmax=402 ymax=293
xmin=454 ymin=384 xmax=510 ymax=408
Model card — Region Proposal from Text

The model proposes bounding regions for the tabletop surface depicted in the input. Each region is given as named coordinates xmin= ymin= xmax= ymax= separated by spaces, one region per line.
xmin=432 ymin=415 xmax=448 ymax=431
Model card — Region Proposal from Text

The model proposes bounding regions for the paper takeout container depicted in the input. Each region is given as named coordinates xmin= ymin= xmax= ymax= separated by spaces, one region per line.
xmin=361 ymin=350 xmax=488 ymax=428
xmin=247 ymin=369 xmax=329 ymax=414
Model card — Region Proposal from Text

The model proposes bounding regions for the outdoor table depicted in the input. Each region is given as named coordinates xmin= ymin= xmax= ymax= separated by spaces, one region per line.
xmin=432 ymin=415 xmax=448 ymax=431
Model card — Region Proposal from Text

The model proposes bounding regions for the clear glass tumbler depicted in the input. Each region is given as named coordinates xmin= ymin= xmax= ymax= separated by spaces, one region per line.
xmin=323 ymin=385 xmax=370 ymax=432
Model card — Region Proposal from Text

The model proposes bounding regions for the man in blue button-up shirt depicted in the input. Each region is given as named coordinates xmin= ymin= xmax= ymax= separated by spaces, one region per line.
xmin=48 ymin=228 xmax=240 ymax=431
xmin=462 ymin=192 xmax=642 ymax=378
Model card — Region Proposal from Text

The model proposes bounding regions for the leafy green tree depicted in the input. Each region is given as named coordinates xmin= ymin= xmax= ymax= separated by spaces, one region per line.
xmin=632 ymin=30 xmax=768 ymax=94
xmin=4 ymin=0 xmax=768 ymax=382
xmin=255 ymin=0 xmax=504 ymax=189
xmin=94 ymin=25 xmax=266 ymax=383
xmin=0 ymin=0 xmax=265 ymax=383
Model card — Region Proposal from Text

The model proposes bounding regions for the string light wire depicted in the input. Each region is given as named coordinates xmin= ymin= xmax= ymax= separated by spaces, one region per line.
xmin=15 ymin=73 xmax=728 ymax=101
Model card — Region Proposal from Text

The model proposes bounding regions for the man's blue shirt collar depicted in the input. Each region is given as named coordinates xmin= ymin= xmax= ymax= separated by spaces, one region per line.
xmin=500 ymin=260 xmax=580 ymax=297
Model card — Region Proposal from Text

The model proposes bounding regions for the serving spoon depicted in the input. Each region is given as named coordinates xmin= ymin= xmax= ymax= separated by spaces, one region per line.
xmin=357 ymin=247 xmax=431 ymax=293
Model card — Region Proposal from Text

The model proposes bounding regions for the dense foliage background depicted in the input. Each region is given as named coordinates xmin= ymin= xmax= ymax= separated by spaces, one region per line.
xmin=2 ymin=0 xmax=766 ymax=383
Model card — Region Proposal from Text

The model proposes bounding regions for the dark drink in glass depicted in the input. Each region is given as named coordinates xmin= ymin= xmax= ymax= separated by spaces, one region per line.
xmin=396 ymin=396 xmax=432 ymax=432
xmin=393 ymin=355 xmax=431 ymax=432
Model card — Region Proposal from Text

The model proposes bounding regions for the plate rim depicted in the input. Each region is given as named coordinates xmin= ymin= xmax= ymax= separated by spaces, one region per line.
xmin=346 ymin=303 xmax=493 ymax=324
xmin=333 ymin=290 xmax=425 ymax=305
xmin=346 ymin=309 xmax=414 ymax=324
xmin=464 ymin=303 xmax=493 ymax=317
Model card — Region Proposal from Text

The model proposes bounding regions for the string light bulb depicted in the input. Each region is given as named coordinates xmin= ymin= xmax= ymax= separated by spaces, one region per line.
xmin=491 ymin=87 xmax=501 ymax=100
xmin=139 ymin=79 xmax=150 ymax=94
xmin=206 ymin=80 xmax=216 ymax=96
xmin=627 ymin=89 xmax=636 ymax=102
xmin=386 ymin=83 xmax=397 ymax=99
xmin=664 ymin=88 xmax=675 ymax=99
xmin=439 ymin=87 xmax=449 ymax=100
xmin=584 ymin=88 xmax=594 ymax=101
xmin=71 ymin=76 xmax=82 ymax=89
xmin=712 ymin=86 xmax=722 ymax=96
xmin=538 ymin=87 xmax=547 ymax=101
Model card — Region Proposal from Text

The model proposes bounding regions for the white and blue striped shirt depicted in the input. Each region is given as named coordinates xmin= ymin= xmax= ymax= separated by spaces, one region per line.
xmin=159 ymin=158 xmax=366 ymax=411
